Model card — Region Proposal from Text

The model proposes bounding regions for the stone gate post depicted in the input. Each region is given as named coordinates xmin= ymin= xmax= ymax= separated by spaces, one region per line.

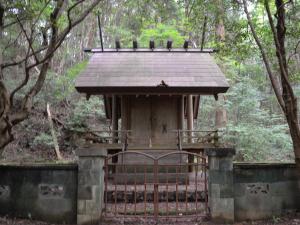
xmin=76 ymin=147 xmax=107 ymax=225
xmin=205 ymin=148 xmax=235 ymax=223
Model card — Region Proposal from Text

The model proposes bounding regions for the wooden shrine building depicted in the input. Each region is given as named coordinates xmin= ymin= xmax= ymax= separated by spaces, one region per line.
xmin=75 ymin=46 xmax=229 ymax=158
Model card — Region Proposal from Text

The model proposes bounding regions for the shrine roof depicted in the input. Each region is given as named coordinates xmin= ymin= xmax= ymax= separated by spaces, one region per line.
xmin=75 ymin=49 xmax=229 ymax=94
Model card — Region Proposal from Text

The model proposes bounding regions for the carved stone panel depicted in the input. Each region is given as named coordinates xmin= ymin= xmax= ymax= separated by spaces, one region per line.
xmin=39 ymin=184 xmax=64 ymax=198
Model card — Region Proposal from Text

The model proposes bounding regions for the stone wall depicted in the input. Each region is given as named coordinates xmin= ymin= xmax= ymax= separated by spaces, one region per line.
xmin=1 ymin=151 xmax=300 ymax=224
xmin=0 ymin=163 xmax=77 ymax=224
xmin=234 ymin=163 xmax=300 ymax=221
xmin=206 ymin=148 xmax=300 ymax=223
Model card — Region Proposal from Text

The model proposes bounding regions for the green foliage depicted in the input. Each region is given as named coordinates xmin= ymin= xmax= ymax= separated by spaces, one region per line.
xmin=198 ymin=66 xmax=294 ymax=162
xmin=37 ymin=61 xmax=87 ymax=105
xmin=3 ymin=0 xmax=300 ymax=163
xmin=33 ymin=133 xmax=54 ymax=148
xmin=105 ymin=26 xmax=134 ymax=48
xmin=225 ymin=122 xmax=292 ymax=161
xmin=54 ymin=61 xmax=88 ymax=101
xmin=139 ymin=23 xmax=186 ymax=48
xmin=272 ymin=215 xmax=281 ymax=223
xmin=66 ymin=96 xmax=106 ymax=132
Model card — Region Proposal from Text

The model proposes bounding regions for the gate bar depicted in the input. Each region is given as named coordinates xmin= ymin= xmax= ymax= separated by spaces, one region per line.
xmin=154 ymin=159 xmax=159 ymax=219
xmin=104 ymin=159 xmax=108 ymax=217
xmin=103 ymin=151 xmax=209 ymax=221
xmin=124 ymin=165 xmax=127 ymax=215
xmin=134 ymin=166 xmax=137 ymax=216
xmin=144 ymin=164 xmax=147 ymax=218
xmin=176 ymin=166 xmax=178 ymax=215
xmin=195 ymin=157 xmax=199 ymax=217
xmin=166 ymin=165 xmax=169 ymax=217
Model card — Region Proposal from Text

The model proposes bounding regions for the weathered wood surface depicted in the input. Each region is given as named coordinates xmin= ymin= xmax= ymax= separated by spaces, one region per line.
xmin=75 ymin=53 xmax=229 ymax=94
xmin=125 ymin=96 xmax=179 ymax=146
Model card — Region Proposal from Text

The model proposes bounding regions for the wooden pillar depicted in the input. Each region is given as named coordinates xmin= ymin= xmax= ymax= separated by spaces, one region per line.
xmin=178 ymin=95 xmax=185 ymax=130
xmin=121 ymin=96 xmax=130 ymax=146
xmin=121 ymin=96 xmax=127 ymax=131
xmin=112 ymin=95 xmax=118 ymax=143
xmin=187 ymin=94 xmax=194 ymax=143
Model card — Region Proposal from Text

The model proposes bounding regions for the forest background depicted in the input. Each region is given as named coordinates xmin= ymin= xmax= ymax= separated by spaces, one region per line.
xmin=1 ymin=0 xmax=300 ymax=162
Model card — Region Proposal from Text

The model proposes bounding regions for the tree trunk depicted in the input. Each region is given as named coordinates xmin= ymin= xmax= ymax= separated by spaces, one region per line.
xmin=0 ymin=4 xmax=12 ymax=156
xmin=47 ymin=103 xmax=63 ymax=160
xmin=0 ymin=126 xmax=13 ymax=156
xmin=274 ymin=0 xmax=300 ymax=164
xmin=0 ymin=0 xmax=101 ymax=155
xmin=286 ymin=112 xmax=300 ymax=162
xmin=0 ymin=3 xmax=2 ymax=80
xmin=214 ymin=2 xmax=227 ymax=129
xmin=215 ymin=0 xmax=226 ymax=42
xmin=215 ymin=98 xmax=227 ymax=128
xmin=0 ymin=82 xmax=13 ymax=156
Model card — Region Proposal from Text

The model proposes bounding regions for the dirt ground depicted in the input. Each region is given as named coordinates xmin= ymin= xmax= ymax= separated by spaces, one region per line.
xmin=1 ymin=213 xmax=300 ymax=225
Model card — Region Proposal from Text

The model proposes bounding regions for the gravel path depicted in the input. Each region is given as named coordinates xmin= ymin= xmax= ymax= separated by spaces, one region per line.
xmin=1 ymin=213 xmax=300 ymax=225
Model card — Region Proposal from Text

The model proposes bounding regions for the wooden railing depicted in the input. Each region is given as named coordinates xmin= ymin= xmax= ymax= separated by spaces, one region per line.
xmin=73 ymin=129 xmax=131 ymax=151
xmin=76 ymin=129 xmax=221 ymax=150
xmin=171 ymin=129 xmax=220 ymax=150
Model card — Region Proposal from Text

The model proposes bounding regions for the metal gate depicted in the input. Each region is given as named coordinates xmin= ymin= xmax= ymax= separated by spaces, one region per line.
xmin=103 ymin=151 xmax=209 ymax=222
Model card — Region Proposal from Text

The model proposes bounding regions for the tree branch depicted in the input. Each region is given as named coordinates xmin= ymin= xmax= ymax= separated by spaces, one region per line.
xmin=1 ymin=45 xmax=48 ymax=69
xmin=0 ymin=3 xmax=4 ymax=29
xmin=30 ymin=0 xmax=51 ymax=31
xmin=10 ymin=0 xmax=101 ymax=125
xmin=187 ymin=0 xmax=196 ymax=18
xmin=1 ymin=1 xmax=100 ymax=70
xmin=9 ymin=31 xmax=35 ymax=105
xmin=287 ymin=39 xmax=300 ymax=64
xmin=2 ymin=15 xmax=28 ymax=29
xmin=7 ymin=0 xmax=101 ymax=126
xmin=3 ymin=31 xmax=22 ymax=52
xmin=16 ymin=16 xmax=39 ymax=64
xmin=242 ymin=0 xmax=285 ymax=110
xmin=264 ymin=0 xmax=295 ymax=101
xmin=26 ymin=0 xmax=100 ymax=71
xmin=200 ymin=15 xmax=207 ymax=50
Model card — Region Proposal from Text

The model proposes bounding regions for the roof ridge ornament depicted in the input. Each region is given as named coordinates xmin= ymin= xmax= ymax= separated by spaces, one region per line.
xmin=133 ymin=39 xmax=138 ymax=50
xmin=83 ymin=48 xmax=217 ymax=53
xmin=83 ymin=39 xmax=217 ymax=53
xmin=149 ymin=39 xmax=155 ymax=50
xmin=166 ymin=39 xmax=172 ymax=50
xmin=156 ymin=80 xmax=169 ymax=88
xmin=183 ymin=40 xmax=189 ymax=50
xmin=115 ymin=38 xmax=121 ymax=51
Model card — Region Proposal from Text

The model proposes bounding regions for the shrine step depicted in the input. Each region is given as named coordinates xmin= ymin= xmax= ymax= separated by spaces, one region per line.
xmin=117 ymin=150 xmax=187 ymax=165
xmin=105 ymin=190 xmax=206 ymax=203
xmin=114 ymin=165 xmax=189 ymax=173
xmin=110 ymin=150 xmax=196 ymax=184
xmin=111 ymin=172 xmax=189 ymax=184
xmin=113 ymin=150 xmax=189 ymax=174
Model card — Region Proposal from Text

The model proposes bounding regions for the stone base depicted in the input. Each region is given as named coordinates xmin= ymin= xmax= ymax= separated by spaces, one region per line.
xmin=77 ymin=214 xmax=101 ymax=225
xmin=77 ymin=148 xmax=107 ymax=225
xmin=205 ymin=148 xmax=235 ymax=223
xmin=210 ymin=198 xmax=234 ymax=223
